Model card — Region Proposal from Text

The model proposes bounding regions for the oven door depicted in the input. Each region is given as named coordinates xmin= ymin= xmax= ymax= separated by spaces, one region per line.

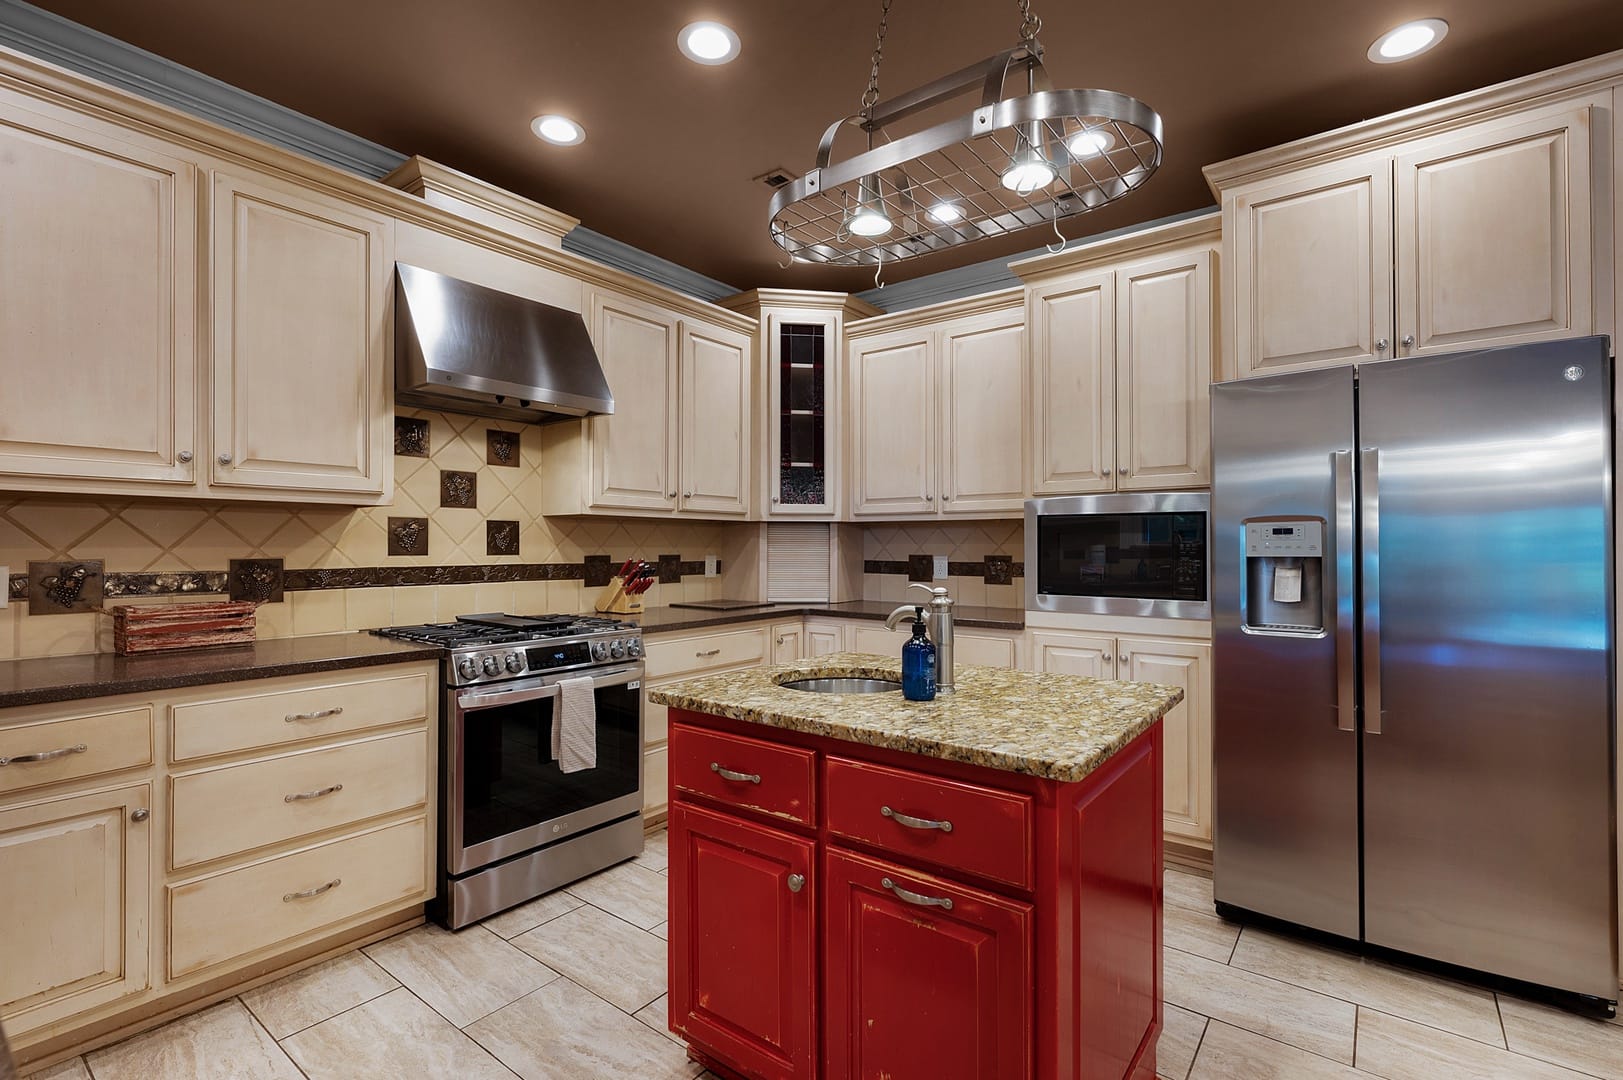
xmin=447 ymin=663 xmax=643 ymax=876
xmin=1025 ymin=492 xmax=1211 ymax=619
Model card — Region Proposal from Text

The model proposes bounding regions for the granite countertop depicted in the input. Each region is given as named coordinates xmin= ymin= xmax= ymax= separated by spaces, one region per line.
xmin=628 ymin=600 xmax=1025 ymax=636
xmin=0 ymin=633 xmax=443 ymax=712
xmin=648 ymin=651 xmax=1181 ymax=783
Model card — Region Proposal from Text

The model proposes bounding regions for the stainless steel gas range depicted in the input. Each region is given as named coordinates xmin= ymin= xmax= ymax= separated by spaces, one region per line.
xmin=373 ymin=613 xmax=646 ymax=929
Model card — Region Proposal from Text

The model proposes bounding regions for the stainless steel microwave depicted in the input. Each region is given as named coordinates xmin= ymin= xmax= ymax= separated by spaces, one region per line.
xmin=1025 ymin=493 xmax=1211 ymax=619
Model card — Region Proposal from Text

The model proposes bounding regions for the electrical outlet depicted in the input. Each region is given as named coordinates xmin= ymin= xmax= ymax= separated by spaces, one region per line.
xmin=0 ymin=565 xmax=8 ymax=609
xmin=933 ymin=555 xmax=948 ymax=580
xmin=704 ymin=555 xmax=719 ymax=578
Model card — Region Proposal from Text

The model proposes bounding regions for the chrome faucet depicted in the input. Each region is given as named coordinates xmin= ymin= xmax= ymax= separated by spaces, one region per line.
xmin=885 ymin=583 xmax=956 ymax=693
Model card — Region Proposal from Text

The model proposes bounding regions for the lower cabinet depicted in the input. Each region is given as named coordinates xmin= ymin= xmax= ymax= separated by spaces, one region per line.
xmin=669 ymin=802 xmax=817 ymax=1079
xmin=0 ymin=783 xmax=150 ymax=1036
xmin=667 ymin=711 xmax=1163 ymax=1080
xmin=823 ymin=847 xmax=1033 ymax=1080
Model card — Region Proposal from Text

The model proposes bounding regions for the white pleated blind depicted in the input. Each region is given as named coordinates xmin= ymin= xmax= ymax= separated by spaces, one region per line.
xmin=766 ymin=522 xmax=832 ymax=602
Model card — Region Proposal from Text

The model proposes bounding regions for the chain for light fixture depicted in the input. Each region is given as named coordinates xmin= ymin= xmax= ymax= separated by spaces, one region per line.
xmin=769 ymin=0 xmax=1164 ymax=267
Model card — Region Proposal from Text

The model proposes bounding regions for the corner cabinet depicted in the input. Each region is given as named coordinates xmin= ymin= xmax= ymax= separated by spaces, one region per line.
xmin=1213 ymin=92 xmax=1610 ymax=378
xmin=847 ymin=296 xmax=1027 ymax=519
xmin=539 ymin=286 xmax=754 ymax=520
xmin=209 ymin=168 xmax=392 ymax=497
xmin=1016 ymin=216 xmax=1217 ymax=495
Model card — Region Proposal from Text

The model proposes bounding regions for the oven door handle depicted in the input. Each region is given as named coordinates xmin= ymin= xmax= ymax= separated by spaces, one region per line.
xmin=454 ymin=665 xmax=642 ymax=710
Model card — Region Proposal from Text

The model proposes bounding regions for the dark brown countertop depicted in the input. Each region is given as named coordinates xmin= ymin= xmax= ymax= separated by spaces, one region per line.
xmin=627 ymin=600 xmax=1025 ymax=636
xmin=0 ymin=633 xmax=443 ymax=712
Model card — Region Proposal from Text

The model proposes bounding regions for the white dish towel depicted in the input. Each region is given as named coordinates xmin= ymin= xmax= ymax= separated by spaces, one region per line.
xmin=552 ymin=675 xmax=598 ymax=773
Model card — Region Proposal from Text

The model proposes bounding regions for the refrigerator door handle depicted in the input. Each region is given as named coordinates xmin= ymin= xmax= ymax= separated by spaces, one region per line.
xmin=1333 ymin=450 xmax=1356 ymax=732
xmin=1360 ymin=447 xmax=1383 ymax=735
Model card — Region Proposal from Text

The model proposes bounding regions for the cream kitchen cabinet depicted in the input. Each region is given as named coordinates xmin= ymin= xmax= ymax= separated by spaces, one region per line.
xmin=539 ymin=287 xmax=755 ymax=520
xmin=1031 ymin=629 xmax=1212 ymax=846
xmin=847 ymin=295 xmax=1026 ymax=519
xmin=1214 ymin=94 xmax=1608 ymax=378
xmin=1017 ymin=216 xmax=1217 ymax=495
xmin=208 ymin=166 xmax=393 ymax=498
xmin=0 ymin=783 xmax=151 ymax=1038
xmin=804 ymin=619 xmax=847 ymax=657
xmin=772 ymin=621 xmax=805 ymax=663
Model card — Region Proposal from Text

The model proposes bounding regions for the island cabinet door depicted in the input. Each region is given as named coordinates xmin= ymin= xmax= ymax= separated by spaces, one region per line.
xmin=823 ymin=847 xmax=1033 ymax=1080
xmin=669 ymin=802 xmax=816 ymax=1080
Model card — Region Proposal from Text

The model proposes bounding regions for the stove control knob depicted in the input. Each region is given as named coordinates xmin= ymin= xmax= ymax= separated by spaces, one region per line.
xmin=626 ymin=638 xmax=643 ymax=658
xmin=504 ymin=653 xmax=524 ymax=673
xmin=590 ymin=641 xmax=610 ymax=662
xmin=481 ymin=654 xmax=501 ymax=676
xmin=610 ymin=639 xmax=626 ymax=659
xmin=456 ymin=657 xmax=478 ymax=680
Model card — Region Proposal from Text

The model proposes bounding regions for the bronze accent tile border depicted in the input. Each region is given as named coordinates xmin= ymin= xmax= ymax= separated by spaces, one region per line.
xmin=229 ymin=559 xmax=285 ymax=603
xmin=27 ymin=560 xmax=105 ymax=614
xmin=865 ymin=558 xmax=1025 ymax=582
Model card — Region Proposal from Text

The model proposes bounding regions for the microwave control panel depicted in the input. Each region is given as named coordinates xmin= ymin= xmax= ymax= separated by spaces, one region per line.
xmin=1244 ymin=520 xmax=1323 ymax=557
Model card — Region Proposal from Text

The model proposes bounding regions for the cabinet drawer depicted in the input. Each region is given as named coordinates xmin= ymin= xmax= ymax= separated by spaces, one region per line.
xmin=671 ymin=722 xmax=816 ymax=825
xmin=0 ymin=706 xmax=152 ymax=796
xmin=825 ymin=757 xmax=1034 ymax=891
xmin=171 ymin=670 xmax=431 ymax=761
xmin=645 ymin=628 xmax=769 ymax=679
xmin=170 ymin=728 xmax=429 ymax=868
xmin=168 ymin=816 xmax=428 ymax=978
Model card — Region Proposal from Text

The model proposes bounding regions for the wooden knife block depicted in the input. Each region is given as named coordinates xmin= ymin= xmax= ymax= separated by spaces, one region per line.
xmin=594 ymin=575 xmax=646 ymax=614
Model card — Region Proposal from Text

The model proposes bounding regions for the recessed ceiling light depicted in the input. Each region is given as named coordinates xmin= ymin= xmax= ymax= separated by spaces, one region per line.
xmin=531 ymin=114 xmax=585 ymax=145
xmin=1067 ymin=129 xmax=1113 ymax=157
xmin=927 ymin=202 xmax=964 ymax=223
xmin=1368 ymin=18 xmax=1448 ymax=63
xmin=679 ymin=21 xmax=741 ymax=65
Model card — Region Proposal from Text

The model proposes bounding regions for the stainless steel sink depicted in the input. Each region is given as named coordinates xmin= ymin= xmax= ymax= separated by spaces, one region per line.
xmin=779 ymin=677 xmax=902 ymax=694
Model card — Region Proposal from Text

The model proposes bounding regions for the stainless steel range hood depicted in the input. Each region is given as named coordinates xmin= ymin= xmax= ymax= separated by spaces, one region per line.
xmin=395 ymin=263 xmax=613 ymax=424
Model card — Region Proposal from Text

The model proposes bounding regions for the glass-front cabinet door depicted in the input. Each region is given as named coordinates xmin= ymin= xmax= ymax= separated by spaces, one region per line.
xmin=767 ymin=312 xmax=837 ymax=516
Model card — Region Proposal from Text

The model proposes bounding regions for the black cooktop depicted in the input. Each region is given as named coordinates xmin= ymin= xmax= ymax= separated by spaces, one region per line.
xmin=371 ymin=613 xmax=635 ymax=648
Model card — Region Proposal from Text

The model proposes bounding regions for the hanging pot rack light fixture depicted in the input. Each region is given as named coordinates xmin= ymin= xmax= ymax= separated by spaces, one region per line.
xmin=769 ymin=0 xmax=1164 ymax=268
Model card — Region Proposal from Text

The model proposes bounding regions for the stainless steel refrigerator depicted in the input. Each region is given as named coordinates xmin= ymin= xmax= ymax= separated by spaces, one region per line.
xmin=1211 ymin=336 xmax=1619 ymax=1005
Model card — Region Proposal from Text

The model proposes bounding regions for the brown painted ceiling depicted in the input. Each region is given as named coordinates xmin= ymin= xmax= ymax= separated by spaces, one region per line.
xmin=30 ymin=0 xmax=1623 ymax=290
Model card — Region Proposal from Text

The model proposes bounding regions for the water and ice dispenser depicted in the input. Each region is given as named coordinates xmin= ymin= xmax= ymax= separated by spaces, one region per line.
xmin=1242 ymin=519 xmax=1325 ymax=633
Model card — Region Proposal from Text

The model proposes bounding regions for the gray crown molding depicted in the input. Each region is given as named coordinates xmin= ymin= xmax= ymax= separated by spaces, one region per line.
xmin=562 ymin=226 xmax=739 ymax=303
xmin=855 ymin=204 xmax=1219 ymax=312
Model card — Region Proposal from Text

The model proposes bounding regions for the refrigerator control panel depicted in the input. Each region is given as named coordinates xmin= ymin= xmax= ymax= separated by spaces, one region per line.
xmin=1245 ymin=520 xmax=1324 ymax=557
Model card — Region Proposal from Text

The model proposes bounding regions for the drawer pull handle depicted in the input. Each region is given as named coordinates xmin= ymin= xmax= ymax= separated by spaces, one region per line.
xmin=787 ymin=873 xmax=806 ymax=893
xmin=881 ymin=876 xmax=954 ymax=911
xmin=710 ymin=762 xmax=761 ymax=784
xmin=696 ymin=648 xmax=722 ymax=658
xmin=283 ymin=878 xmax=341 ymax=902
xmin=0 ymin=743 xmax=87 ymax=766
xmin=881 ymin=806 xmax=953 ymax=833
xmin=285 ymin=707 xmax=344 ymax=723
xmin=285 ymin=783 xmax=344 ymax=803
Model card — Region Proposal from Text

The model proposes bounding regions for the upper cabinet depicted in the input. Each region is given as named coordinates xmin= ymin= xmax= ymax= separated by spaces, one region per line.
xmin=1016 ymin=215 xmax=1218 ymax=496
xmin=209 ymin=167 xmax=392 ymax=497
xmin=847 ymin=296 xmax=1027 ymax=519
xmin=1211 ymin=90 xmax=1611 ymax=379
xmin=0 ymin=96 xmax=198 ymax=488
xmin=539 ymin=285 xmax=755 ymax=519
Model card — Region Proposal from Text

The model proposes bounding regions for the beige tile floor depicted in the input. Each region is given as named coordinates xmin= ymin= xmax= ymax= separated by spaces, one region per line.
xmin=21 ymin=836 xmax=1623 ymax=1079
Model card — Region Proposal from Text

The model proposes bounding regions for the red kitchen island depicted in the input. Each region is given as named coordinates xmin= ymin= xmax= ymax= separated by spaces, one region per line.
xmin=648 ymin=652 xmax=1184 ymax=1080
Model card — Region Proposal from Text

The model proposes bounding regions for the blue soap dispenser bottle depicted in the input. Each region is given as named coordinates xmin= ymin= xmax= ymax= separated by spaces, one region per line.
xmin=901 ymin=606 xmax=937 ymax=702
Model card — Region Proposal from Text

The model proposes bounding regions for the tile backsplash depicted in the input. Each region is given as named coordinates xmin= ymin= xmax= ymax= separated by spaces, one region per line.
xmin=0 ymin=408 xmax=744 ymax=659
xmin=861 ymin=521 xmax=1025 ymax=608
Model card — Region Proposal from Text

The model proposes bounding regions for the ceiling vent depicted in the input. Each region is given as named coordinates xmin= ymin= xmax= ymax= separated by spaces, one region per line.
xmin=754 ymin=168 xmax=798 ymax=189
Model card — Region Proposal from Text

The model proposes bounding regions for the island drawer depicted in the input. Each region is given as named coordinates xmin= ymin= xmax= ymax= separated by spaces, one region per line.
xmin=671 ymin=722 xmax=817 ymax=825
xmin=824 ymin=756 xmax=1034 ymax=891
xmin=169 ymin=728 xmax=429 ymax=869
xmin=167 ymin=815 xmax=428 ymax=979
xmin=0 ymin=706 xmax=153 ymax=796
xmin=170 ymin=670 xmax=432 ymax=761
xmin=645 ymin=627 xmax=770 ymax=679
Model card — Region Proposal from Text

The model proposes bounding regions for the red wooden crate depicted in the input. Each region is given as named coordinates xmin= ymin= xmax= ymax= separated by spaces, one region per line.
xmin=110 ymin=601 xmax=257 ymax=655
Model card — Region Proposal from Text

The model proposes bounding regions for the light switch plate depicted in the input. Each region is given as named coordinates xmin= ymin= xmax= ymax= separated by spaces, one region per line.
xmin=704 ymin=555 xmax=718 ymax=577
xmin=933 ymin=555 xmax=948 ymax=580
xmin=0 ymin=565 xmax=8 ymax=608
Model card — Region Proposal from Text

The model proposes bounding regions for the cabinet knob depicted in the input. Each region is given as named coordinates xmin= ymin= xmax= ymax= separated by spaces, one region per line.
xmin=1101 ymin=468 xmax=1111 ymax=477
xmin=668 ymin=491 xmax=677 ymax=498
xmin=218 ymin=453 xmax=233 ymax=466
xmin=925 ymin=494 xmax=934 ymax=501
xmin=1401 ymin=334 xmax=1416 ymax=349
xmin=1117 ymin=653 xmax=1129 ymax=663
xmin=684 ymin=491 xmax=693 ymax=499
xmin=787 ymin=873 xmax=805 ymax=893
xmin=1376 ymin=338 xmax=1390 ymax=352
xmin=130 ymin=808 xmax=149 ymax=823
xmin=177 ymin=450 xmax=193 ymax=464
xmin=771 ymin=496 xmax=780 ymax=503
xmin=1119 ymin=468 xmax=1130 ymax=477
